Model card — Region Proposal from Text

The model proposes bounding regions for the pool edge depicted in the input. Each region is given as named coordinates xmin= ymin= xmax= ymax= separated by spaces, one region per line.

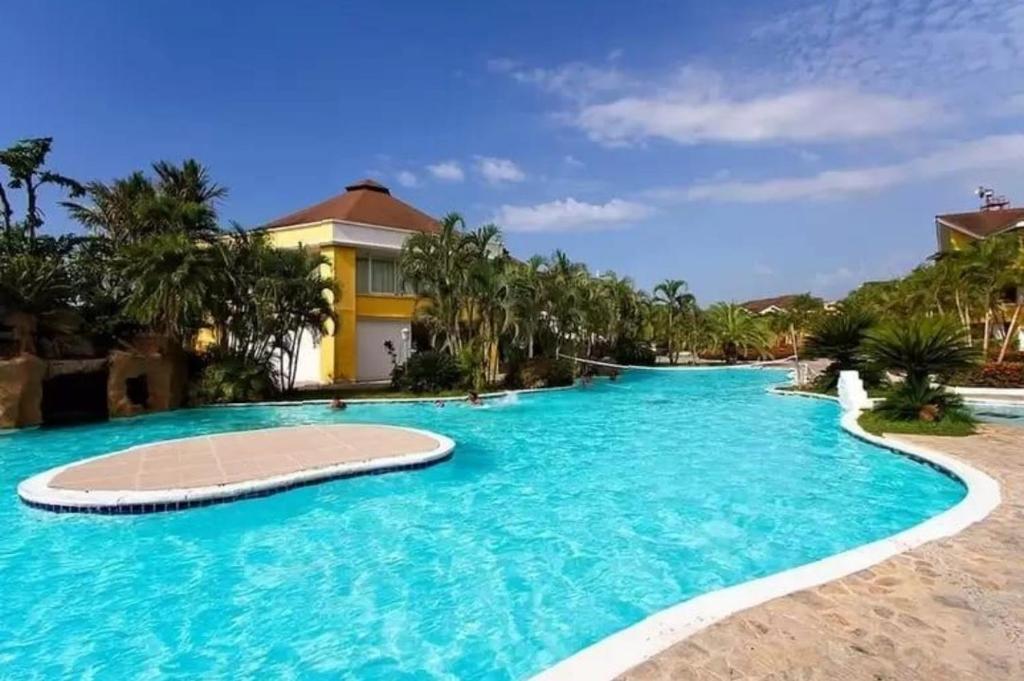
xmin=530 ymin=395 xmax=1000 ymax=681
xmin=17 ymin=425 xmax=456 ymax=515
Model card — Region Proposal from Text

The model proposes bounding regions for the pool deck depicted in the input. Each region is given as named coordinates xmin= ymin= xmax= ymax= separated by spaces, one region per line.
xmin=620 ymin=424 xmax=1023 ymax=681
xmin=18 ymin=424 xmax=454 ymax=513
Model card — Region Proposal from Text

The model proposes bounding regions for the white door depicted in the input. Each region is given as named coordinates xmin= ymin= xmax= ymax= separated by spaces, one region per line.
xmin=356 ymin=318 xmax=409 ymax=382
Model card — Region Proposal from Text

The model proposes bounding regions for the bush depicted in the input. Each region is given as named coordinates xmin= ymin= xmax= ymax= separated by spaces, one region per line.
xmin=391 ymin=350 xmax=464 ymax=394
xmin=506 ymin=357 xmax=575 ymax=389
xmin=873 ymin=382 xmax=974 ymax=424
xmin=948 ymin=362 xmax=1024 ymax=388
xmin=611 ymin=337 xmax=656 ymax=366
xmin=189 ymin=353 xmax=276 ymax=404
xmin=858 ymin=410 xmax=976 ymax=437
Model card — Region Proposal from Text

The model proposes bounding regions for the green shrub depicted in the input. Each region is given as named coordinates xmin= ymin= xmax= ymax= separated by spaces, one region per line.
xmin=873 ymin=382 xmax=974 ymax=424
xmin=391 ymin=350 xmax=464 ymax=394
xmin=611 ymin=337 xmax=656 ymax=366
xmin=803 ymin=310 xmax=878 ymax=390
xmin=189 ymin=353 xmax=276 ymax=404
xmin=858 ymin=410 xmax=976 ymax=437
xmin=509 ymin=357 xmax=575 ymax=389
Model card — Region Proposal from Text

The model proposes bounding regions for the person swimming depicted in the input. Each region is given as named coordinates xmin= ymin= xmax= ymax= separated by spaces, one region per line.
xmin=609 ymin=369 xmax=619 ymax=382
xmin=467 ymin=391 xmax=482 ymax=406
xmin=329 ymin=397 xmax=347 ymax=410
xmin=434 ymin=399 xmax=445 ymax=408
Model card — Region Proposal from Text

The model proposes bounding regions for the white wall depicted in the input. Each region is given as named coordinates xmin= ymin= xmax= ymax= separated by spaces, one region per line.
xmin=357 ymin=319 xmax=410 ymax=382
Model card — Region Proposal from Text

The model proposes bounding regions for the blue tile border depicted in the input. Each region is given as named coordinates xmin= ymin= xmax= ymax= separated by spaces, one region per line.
xmin=19 ymin=449 xmax=453 ymax=516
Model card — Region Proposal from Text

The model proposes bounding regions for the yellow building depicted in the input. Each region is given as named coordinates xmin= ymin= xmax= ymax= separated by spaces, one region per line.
xmin=934 ymin=206 xmax=1024 ymax=252
xmin=260 ymin=179 xmax=438 ymax=384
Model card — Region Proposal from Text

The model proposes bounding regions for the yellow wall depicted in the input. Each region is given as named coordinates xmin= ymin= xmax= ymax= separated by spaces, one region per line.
xmin=263 ymin=223 xmax=334 ymax=249
xmin=317 ymin=245 xmax=357 ymax=382
xmin=940 ymin=226 xmax=975 ymax=252
xmin=262 ymin=223 xmax=419 ymax=384
xmin=356 ymin=295 xmax=417 ymax=319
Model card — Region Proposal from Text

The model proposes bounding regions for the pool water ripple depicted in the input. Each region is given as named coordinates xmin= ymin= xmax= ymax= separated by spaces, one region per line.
xmin=0 ymin=370 xmax=963 ymax=679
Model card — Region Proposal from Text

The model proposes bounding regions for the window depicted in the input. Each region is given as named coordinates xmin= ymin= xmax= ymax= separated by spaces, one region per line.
xmin=356 ymin=255 xmax=410 ymax=295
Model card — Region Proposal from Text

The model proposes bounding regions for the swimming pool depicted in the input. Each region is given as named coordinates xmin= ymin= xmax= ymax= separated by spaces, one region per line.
xmin=0 ymin=369 xmax=964 ymax=679
xmin=972 ymin=402 xmax=1024 ymax=428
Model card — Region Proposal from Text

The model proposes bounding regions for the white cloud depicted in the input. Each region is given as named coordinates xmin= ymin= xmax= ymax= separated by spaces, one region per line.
xmin=427 ymin=161 xmax=465 ymax=182
xmin=750 ymin=0 xmax=1024 ymax=97
xmin=476 ymin=156 xmax=526 ymax=184
xmin=494 ymin=197 xmax=652 ymax=233
xmin=489 ymin=58 xmax=635 ymax=102
xmin=395 ymin=170 xmax=418 ymax=188
xmin=563 ymin=155 xmax=585 ymax=168
xmin=652 ymin=134 xmax=1024 ymax=203
xmin=575 ymin=87 xmax=941 ymax=146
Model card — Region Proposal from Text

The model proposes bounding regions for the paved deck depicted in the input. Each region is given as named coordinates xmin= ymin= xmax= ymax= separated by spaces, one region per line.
xmin=620 ymin=425 xmax=1023 ymax=681
xmin=19 ymin=424 xmax=454 ymax=513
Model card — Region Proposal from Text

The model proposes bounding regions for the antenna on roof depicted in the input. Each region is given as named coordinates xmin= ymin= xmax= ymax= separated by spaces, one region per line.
xmin=976 ymin=185 xmax=1010 ymax=211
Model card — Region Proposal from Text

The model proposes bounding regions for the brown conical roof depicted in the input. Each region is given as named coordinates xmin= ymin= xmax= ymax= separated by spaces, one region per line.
xmin=264 ymin=179 xmax=439 ymax=233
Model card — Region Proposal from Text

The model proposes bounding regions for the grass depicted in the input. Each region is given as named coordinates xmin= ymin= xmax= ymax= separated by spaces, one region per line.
xmin=858 ymin=410 xmax=977 ymax=437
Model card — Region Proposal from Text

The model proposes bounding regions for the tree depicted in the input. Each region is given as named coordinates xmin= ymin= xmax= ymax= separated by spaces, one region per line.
xmin=864 ymin=317 xmax=978 ymax=422
xmin=64 ymin=159 xmax=225 ymax=245
xmin=0 ymin=238 xmax=77 ymax=354
xmin=400 ymin=213 xmax=474 ymax=354
xmin=120 ymin=231 xmax=217 ymax=342
xmin=653 ymin=279 xmax=695 ymax=364
xmin=803 ymin=309 xmax=876 ymax=389
xmin=0 ymin=137 xmax=83 ymax=239
xmin=705 ymin=303 xmax=769 ymax=364
xmin=772 ymin=294 xmax=824 ymax=363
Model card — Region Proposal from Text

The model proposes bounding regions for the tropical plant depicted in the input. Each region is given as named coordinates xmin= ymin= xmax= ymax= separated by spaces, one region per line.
xmin=0 ymin=137 xmax=84 ymax=239
xmin=119 ymin=231 xmax=217 ymax=342
xmin=0 ymin=239 xmax=77 ymax=354
xmin=189 ymin=350 xmax=276 ymax=405
xmin=705 ymin=303 xmax=770 ymax=363
xmin=803 ymin=309 xmax=877 ymax=389
xmin=863 ymin=317 xmax=979 ymax=422
xmin=391 ymin=350 xmax=464 ymax=393
xmin=770 ymin=293 xmax=823 ymax=361
xmin=64 ymin=159 xmax=225 ymax=245
xmin=653 ymin=278 xmax=695 ymax=364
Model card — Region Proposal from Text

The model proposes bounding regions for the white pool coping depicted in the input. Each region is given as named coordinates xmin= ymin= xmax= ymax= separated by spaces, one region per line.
xmin=17 ymin=424 xmax=455 ymax=513
xmin=531 ymin=385 xmax=1001 ymax=681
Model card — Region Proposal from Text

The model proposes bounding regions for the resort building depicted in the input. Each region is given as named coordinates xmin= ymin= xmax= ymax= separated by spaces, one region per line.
xmin=740 ymin=294 xmax=803 ymax=315
xmin=935 ymin=190 xmax=1024 ymax=253
xmin=260 ymin=179 xmax=438 ymax=384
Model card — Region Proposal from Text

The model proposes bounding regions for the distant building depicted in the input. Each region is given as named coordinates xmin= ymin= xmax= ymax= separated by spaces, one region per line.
xmin=259 ymin=179 xmax=439 ymax=384
xmin=935 ymin=189 xmax=1024 ymax=252
xmin=740 ymin=294 xmax=803 ymax=315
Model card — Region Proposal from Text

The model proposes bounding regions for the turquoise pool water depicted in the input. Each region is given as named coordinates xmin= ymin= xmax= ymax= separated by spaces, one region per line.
xmin=0 ymin=369 xmax=963 ymax=679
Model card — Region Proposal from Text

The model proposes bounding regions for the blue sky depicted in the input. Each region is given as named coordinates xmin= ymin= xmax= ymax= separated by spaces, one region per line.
xmin=3 ymin=0 xmax=1024 ymax=302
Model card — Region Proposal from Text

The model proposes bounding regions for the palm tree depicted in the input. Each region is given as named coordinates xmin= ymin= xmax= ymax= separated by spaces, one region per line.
xmin=995 ymin=233 xmax=1024 ymax=363
xmin=0 ymin=248 xmax=76 ymax=354
xmin=774 ymin=293 xmax=824 ymax=363
xmin=543 ymin=250 xmax=588 ymax=354
xmin=505 ymin=256 xmax=546 ymax=358
xmin=64 ymin=159 xmax=225 ymax=245
xmin=653 ymin=279 xmax=695 ymax=364
xmin=120 ymin=231 xmax=217 ymax=343
xmin=803 ymin=309 xmax=876 ymax=389
xmin=400 ymin=213 xmax=473 ymax=354
xmin=705 ymin=302 xmax=769 ymax=364
xmin=864 ymin=317 xmax=978 ymax=421
xmin=0 ymin=137 xmax=83 ymax=240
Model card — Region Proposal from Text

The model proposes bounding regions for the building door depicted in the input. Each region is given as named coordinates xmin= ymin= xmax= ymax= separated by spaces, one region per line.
xmin=356 ymin=318 xmax=409 ymax=382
